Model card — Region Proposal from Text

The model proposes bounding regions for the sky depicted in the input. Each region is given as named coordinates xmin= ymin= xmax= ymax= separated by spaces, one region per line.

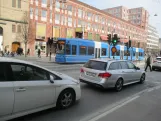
xmin=79 ymin=0 xmax=161 ymax=37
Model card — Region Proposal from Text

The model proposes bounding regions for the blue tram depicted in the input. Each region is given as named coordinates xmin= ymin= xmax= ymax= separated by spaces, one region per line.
xmin=55 ymin=38 xmax=144 ymax=63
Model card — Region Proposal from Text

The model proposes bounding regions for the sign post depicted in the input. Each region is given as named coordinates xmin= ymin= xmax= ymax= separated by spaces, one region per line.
xmin=111 ymin=46 xmax=117 ymax=59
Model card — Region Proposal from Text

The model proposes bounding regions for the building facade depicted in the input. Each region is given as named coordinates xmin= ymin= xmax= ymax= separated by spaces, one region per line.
xmin=159 ymin=38 xmax=161 ymax=55
xmin=103 ymin=6 xmax=129 ymax=21
xmin=129 ymin=7 xmax=149 ymax=29
xmin=147 ymin=25 xmax=159 ymax=54
xmin=0 ymin=0 xmax=29 ymax=52
xmin=28 ymin=0 xmax=147 ymax=56
xmin=103 ymin=6 xmax=149 ymax=29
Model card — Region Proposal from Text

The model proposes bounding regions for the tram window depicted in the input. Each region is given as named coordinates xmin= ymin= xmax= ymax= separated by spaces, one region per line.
xmin=116 ymin=50 xmax=120 ymax=56
xmin=72 ymin=45 xmax=77 ymax=55
xmin=133 ymin=52 xmax=135 ymax=56
xmin=56 ymin=41 xmax=65 ymax=54
xmin=66 ymin=44 xmax=71 ymax=55
xmin=101 ymin=48 xmax=106 ymax=56
xmin=88 ymin=47 xmax=94 ymax=55
xmin=80 ymin=46 xmax=86 ymax=55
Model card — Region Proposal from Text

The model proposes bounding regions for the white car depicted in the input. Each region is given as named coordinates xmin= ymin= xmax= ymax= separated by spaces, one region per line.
xmin=0 ymin=57 xmax=81 ymax=121
xmin=152 ymin=57 xmax=161 ymax=70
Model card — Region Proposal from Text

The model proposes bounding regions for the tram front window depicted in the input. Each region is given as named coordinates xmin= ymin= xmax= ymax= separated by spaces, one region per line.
xmin=56 ymin=41 xmax=65 ymax=54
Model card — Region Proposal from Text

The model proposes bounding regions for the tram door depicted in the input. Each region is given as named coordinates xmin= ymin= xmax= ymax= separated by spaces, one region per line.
xmin=95 ymin=48 xmax=100 ymax=58
xmin=94 ymin=42 xmax=101 ymax=58
xmin=120 ymin=46 xmax=124 ymax=60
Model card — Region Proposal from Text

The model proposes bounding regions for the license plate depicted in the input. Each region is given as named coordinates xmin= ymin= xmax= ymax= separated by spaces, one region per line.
xmin=86 ymin=72 xmax=96 ymax=77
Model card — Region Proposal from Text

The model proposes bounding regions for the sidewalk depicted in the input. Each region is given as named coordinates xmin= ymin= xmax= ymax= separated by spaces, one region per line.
xmin=13 ymin=55 xmax=55 ymax=63
xmin=98 ymin=86 xmax=161 ymax=121
xmin=13 ymin=56 xmax=145 ymax=65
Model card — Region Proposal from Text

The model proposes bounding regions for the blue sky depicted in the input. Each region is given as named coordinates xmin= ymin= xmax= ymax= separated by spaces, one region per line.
xmin=80 ymin=0 xmax=161 ymax=37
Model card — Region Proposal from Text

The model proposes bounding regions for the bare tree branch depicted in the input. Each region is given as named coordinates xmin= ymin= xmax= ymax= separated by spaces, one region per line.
xmin=17 ymin=11 xmax=29 ymax=57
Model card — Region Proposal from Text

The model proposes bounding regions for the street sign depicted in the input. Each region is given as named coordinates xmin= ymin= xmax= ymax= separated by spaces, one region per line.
xmin=111 ymin=47 xmax=117 ymax=53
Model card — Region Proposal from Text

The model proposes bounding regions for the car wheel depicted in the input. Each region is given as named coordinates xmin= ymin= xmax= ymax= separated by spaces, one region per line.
xmin=115 ymin=79 xmax=123 ymax=92
xmin=57 ymin=89 xmax=75 ymax=109
xmin=139 ymin=74 xmax=146 ymax=84
xmin=152 ymin=67 xmax=155 ymax=71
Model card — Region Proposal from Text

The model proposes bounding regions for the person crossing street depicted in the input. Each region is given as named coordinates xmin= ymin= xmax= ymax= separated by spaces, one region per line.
xmin=145 ymin=54 xmax=153 ymax=72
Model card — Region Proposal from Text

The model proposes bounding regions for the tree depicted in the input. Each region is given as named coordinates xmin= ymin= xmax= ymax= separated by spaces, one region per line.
xmin=17 ymin=11 xmax=29 ymax=57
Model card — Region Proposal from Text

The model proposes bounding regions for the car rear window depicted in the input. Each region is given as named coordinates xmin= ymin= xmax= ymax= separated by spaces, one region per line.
xmin=84 ymin=60 xmax=107 ymax=71
xmin=156 ymin=58 xmax=161 ymax=61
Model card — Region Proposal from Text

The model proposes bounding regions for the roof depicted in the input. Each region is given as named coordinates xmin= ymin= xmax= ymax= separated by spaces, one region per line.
xmin=0 ymin=57 xmax=49 ymax=71
xmin=70 ymin=0 xmax=145 ymax=31
xmin=0 ymin=57 xmax=32 ymax=64
xmin=89 ymin=58 xmax=132 ymax=63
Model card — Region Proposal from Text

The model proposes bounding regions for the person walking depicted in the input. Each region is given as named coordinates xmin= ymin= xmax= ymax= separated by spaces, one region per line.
xmin=145 ymin=54 xmax=152 ymax=72
xmin=38 ymin=49 xmax=41 ymax=58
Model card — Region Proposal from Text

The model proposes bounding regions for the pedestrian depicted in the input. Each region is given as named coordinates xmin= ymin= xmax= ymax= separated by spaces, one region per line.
xmin=38 ymin=49 xmax=41 ymax=58
xmin=145 ymin=54 xmax=152 ymax=72
xmin=27 ymin=49 xmax=30 ymax=56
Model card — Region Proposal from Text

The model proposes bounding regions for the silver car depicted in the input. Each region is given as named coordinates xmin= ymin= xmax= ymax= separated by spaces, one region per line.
xmin=152 ymin=57 xmax=161 ymax=70
xmin=79 ymin=58 xmax=145 ymax=91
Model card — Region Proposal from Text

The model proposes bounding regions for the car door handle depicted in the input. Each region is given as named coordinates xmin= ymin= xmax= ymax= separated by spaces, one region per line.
xmin=16 ymin=88 xmax=26 ymax=92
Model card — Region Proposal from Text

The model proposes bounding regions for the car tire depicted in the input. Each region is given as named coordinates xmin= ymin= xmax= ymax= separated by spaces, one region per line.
xmin=56 ymin=89 xmax=75 ymax=109
xmin=115 ymin=79 xmax=123 ymax=92
xmin=139 ymin=74 xmax=146 ymax=84
xmin=152 ymin=67 xmax=155 ymax=71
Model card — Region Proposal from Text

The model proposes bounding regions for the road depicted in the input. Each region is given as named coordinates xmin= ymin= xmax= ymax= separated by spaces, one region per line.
xmin=9 ymin=59 xmax=161 ymax=121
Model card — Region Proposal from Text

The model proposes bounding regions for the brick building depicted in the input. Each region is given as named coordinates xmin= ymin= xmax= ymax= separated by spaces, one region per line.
xmin=29 ymin=0 xmax=147 ymax=56
xmin=103 ymin=6 xmax=129 ymax=21
xmin=129 ymin=7 xmax=149 ymax=29
xmin=103 ymin=6 xmax=149 ymax=29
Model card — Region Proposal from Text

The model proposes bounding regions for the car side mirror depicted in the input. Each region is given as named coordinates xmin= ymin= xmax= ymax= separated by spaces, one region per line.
xmin=50 ymin=74 xmax=55 ymax=83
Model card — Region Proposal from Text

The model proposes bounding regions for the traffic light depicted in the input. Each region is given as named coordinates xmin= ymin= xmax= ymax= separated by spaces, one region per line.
xmin=138 ymin=42 xmax=140 ymax=48
xmin=112 ymin=34 xmax=119 ymax=46
xmin=129 ymin=40 xmax=131 ymax=48
xmin=107 ymin=34 xmax=111 ymax=45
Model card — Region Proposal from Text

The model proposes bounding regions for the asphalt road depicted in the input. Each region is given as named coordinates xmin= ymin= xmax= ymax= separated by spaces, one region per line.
xmin=9 ymin=61 xmax=161 ymax=121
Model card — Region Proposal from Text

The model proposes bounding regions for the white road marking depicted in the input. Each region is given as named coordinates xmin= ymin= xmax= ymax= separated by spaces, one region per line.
xmin=87 ymin=95 xmax=140 ymax=121
xmin=147 ymin=88 xmax=154 ymax=92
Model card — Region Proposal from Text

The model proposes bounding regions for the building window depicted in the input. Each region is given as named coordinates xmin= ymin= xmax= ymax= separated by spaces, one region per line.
xmin=67 ymin=5 xmax=72 ymax=12
xmin=68 ymin=17 xmax=72 ymax=27
xmin=55 ymin=1 xmax=60 ymax=9
xmin=17 ymin=25 xmax=21 ymax=33
xmin=35 ymin=8 xmax=38 ymax=16
xmin=78 ymin=9 xmax=82 ymax=18
xmin=88 ymin=33 xmax=93 ymax=40
xmin=55 ymin=13 xmax=60 ymax=24
xmin=12 ymin=0 xmax=16 ymax=7
xmin=61 ymin=15 xmax=64 ymax=25
xmin=42 ymin=0 xmax=47 ymax=4
xmin=12 ymin=25 xmax=16 ymax=33
xmin=30 ymin=8 xmax=33 ymax=15
xmin=50 ymin=0 xmax=53 ymax=5
xmin=41 ymin=10 xmax=47 ymax=18
xmin=17 ymin=0 xmax=21 ymax=8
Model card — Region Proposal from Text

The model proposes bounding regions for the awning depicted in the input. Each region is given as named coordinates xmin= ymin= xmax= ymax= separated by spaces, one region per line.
xmin=100 ymin=35 xmax=108 ymax=41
